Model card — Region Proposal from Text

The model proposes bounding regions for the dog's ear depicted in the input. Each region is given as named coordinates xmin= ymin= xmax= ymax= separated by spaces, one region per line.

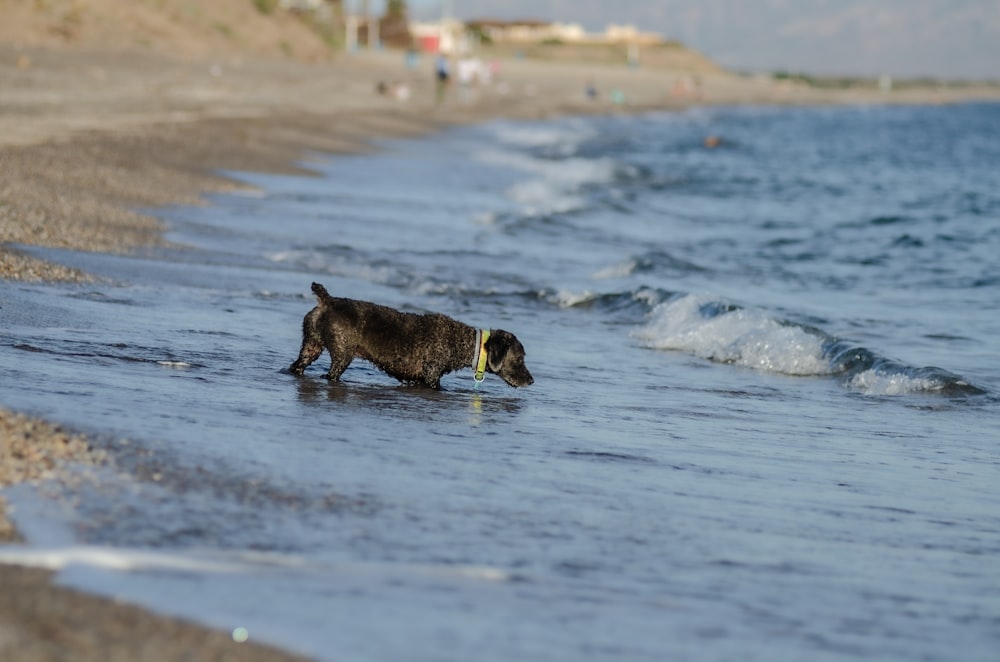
xmin=485 ymin=330 xmax=514 ymax=372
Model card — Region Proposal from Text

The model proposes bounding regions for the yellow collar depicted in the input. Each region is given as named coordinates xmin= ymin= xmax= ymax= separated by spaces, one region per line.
xmin=474 ymin=329 xmax=490 ymax=383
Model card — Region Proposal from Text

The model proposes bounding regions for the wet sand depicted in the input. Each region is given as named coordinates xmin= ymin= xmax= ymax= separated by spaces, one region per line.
xmin=2 ymin=43 xmax=999 ymax=659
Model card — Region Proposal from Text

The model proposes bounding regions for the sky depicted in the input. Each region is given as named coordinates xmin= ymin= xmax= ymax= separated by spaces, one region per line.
xmin=397 ymin=0 xmax=1000 ymax=80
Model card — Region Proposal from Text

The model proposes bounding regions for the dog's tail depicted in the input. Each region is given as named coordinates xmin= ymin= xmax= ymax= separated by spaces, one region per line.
xmin=311 ymin=282 xmax=332 ymax=305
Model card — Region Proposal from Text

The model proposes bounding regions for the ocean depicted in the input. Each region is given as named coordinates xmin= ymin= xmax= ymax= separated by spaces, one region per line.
xmin=2 ymin=102 xmax=999 ymax=661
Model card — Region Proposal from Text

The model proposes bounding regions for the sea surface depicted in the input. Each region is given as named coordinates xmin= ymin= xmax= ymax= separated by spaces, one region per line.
xmin=2 ymin=102 xmax=999 ymax=661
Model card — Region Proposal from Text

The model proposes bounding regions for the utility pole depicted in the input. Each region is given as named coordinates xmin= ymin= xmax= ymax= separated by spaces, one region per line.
xmin=442 ymin=0 xmax=453 ymax=53
xmin=359 ymin=0 xmax=369 ymax=47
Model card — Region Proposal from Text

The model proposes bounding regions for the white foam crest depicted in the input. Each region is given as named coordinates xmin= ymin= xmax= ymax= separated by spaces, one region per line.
xmin=266 ymin=249 xmax=327 ymax=271
xmin=549 ymin=289 xmax=597 ymax=308
xmin=633 ymin=294 xmax=832 ymax=376
xmin=477 ymin=148 xmax=614 ymax=186
xmin=488 ymin=121 xmax=594 ymax=150
xmin=592 ymin=259 xmax=637 ymax=280
xmin=633 ymin=288 xmax=665 ymax=308
xmin=516 ymin=158 xmax=614 ymax=216
xmin=532 ymin=156 xmax=616 ymax=186
xmin=266 ymin=250 xmax=395 ymax=285
xmin=845 ymin=370 xmax=947 ymax=396
xmin=476 ymin=146 xmax=615 ymax=217
xmin=157 ymin=361 xmax=192 ymax=369
xmin=0 ymin=546 xmax=305 ymax=574
xmin=0 ymin=546 xmax=512 ymax=583
xmin=507 ymin=179 xmax=584 ymax=216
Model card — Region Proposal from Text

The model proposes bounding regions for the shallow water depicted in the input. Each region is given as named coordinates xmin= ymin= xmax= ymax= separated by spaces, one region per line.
xmin=2 ymin=103 xmax=1000 ymax=661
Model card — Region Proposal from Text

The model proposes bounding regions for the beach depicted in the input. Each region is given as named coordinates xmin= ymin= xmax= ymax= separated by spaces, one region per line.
xmin=3 ymin=12 xmax=1000 ymax=658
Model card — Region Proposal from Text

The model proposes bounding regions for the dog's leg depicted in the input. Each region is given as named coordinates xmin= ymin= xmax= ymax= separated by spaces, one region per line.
xmin=421 ymin=365 xmax=445 ymax=390
xmin=290 ymin=339 xmax=323 ymax=374
xmin=324 ymin=342 xmax=354 ymax=382
xmin=289 ymin=309 xmax=324 ymax=375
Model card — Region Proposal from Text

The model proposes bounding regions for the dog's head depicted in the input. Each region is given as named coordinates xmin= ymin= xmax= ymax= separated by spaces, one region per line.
xmin=485 ymin=330 xmax=534 ymax=387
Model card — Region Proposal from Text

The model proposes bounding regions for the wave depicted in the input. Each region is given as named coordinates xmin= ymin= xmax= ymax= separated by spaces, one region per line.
xmin=487 ymin=118 xmax=598 ymax=153
xmin=475 ymin=120 xmax=626 ymax=222
xmin=476 ymin=148 xmax=618 ymax=218
xmin=633 ymin=294 xmax=985 ymax=397
xmin=633 ymin=294 xmax=832 ymax=377
xmin=0 ymin=545 xmax=512 ymax=582
xmin=592 ymin=250 xmax=708 ymax=279
xmin=821 ymin=341 xmax=985 ymax=397
xmin=546 ymin=287 xmax=673 ymax=317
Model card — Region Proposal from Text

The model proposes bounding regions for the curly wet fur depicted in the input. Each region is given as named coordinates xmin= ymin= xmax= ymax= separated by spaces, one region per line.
xmin=289 ymin=283 xmax=534 ymax=389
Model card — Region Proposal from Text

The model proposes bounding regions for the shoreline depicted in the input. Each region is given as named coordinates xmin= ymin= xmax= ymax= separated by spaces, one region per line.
xmin=5 ymin=46 xmax=997 ymax=285
xmin=2 ymin=44 xmax=999 ymax=659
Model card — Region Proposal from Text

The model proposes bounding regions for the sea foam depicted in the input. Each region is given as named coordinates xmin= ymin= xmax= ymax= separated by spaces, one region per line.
xmin=633 ymin=294 xmax=832 ymax=376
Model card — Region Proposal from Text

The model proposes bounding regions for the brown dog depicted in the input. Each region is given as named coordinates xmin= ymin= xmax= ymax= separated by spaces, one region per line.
xmin=289 ymin=283 xmax=534 ymax=390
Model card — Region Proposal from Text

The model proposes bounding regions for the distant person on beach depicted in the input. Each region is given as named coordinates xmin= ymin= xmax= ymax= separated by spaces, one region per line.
xmin=435 ymin=53 xmax=450 ymax=104
xmin=456 ymin=57 xmax=479 ymax=104
xmin=376 ymin=80 xmax=410 ymax=101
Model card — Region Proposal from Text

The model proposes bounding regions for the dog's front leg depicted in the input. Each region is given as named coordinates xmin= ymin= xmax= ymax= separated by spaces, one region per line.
xmin=420 ymin=365 xmax=446 ymax=390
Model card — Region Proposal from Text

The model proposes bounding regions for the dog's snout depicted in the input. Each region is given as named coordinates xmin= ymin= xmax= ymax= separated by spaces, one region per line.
xmin=512 ymin=367 xmax=534 ymax=387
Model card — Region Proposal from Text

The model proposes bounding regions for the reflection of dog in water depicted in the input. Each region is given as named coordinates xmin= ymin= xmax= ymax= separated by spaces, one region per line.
xmin=290 ymin=283 xmax=534 ymax=390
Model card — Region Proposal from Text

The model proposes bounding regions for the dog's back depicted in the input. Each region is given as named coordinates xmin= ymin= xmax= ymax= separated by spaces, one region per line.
xmin=310 ymin=283 xmax=463 ymax=345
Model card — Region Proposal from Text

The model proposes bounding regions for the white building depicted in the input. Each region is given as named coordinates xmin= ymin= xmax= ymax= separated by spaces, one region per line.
xmin=410 ymin=18 xmax=470 ymax=54
xmin=467 ymin=20 xmax=660 ymax=45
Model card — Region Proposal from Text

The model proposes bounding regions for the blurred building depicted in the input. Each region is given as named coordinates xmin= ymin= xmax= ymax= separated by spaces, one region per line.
xmin=410 ymin=18 xmax=468 ymax=54
xmin=464 ymin=19 xmax=661 ymax=46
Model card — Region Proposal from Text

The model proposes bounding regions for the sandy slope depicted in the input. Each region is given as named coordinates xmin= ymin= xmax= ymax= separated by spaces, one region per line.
xmin=0 ymin=0 xmax=335 ymax=59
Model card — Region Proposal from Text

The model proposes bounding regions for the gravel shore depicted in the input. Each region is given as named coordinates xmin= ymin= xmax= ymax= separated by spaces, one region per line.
xmin=0 ymin=564 xmax=309 ymax=661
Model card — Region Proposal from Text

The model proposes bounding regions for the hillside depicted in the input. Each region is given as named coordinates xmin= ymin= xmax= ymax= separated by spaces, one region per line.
xmin=1 ymin=0 xmax=729 ymax=74
xmin=0 ymin=0 xmax=337 ymax=60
